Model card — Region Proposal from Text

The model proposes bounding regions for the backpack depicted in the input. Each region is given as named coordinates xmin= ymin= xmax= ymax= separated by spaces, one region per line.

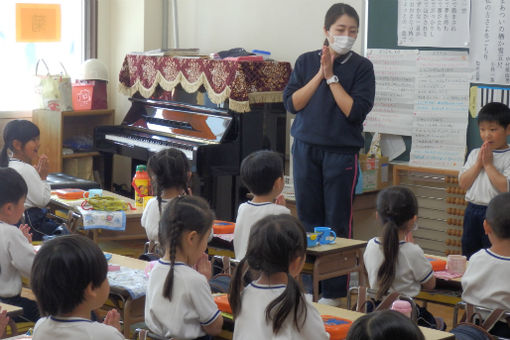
xmin=451 ymin=303 xmax=508 ymax=340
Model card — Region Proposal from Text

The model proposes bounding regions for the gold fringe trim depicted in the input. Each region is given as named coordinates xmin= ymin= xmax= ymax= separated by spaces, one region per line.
xmin=248 ymin=91 xmax=284 ymax=104
xmin=118 ymin=71 xmax=281 ymax=113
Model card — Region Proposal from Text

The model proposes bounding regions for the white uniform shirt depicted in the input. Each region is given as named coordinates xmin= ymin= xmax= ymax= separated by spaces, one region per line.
xmin=364 ymin=238 xmax=433 ymax=297
xmin=8 ymin=159 xmax=51 ymax=209
xmin=33 ymin=316 xmax=124 ymax=340
xmin=234 ymin=202 xmax=290 ymax=260
xmin=462 ymin=249 xmax=510 ymax=311
xmin=459 ymin=147 xmax=510 ymax=206
xmin=0 ymin=221 xmax=35 ymax=297
xmin=233 ymin=282 xmax=330 ymax=340
xmin=145 ymin=260 xmax=220 ymax=339
xmin=141 ymin=197 xmax=172 ymax=242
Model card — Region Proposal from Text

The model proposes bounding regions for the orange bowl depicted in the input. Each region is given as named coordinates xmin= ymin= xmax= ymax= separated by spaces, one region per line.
xmin=321 ymin=315 xmax=352 ymax=340
xmin=214 ymin=294 xmax=232 ymax=314
xmin=213 ymin=220 xmax=235 ymax=234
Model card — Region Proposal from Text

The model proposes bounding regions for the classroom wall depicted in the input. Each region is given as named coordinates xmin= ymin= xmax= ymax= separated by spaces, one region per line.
xmin=172 ymin=0 xmax=366 ymax=65
xmin=97 ymin=0 xmax=163 ymax=186
xmin=97 ymin=0 xmax=367 ymax=186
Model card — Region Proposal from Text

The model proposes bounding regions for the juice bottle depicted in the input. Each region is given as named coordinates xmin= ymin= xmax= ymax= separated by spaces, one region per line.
xmin=132 ymin=164 xmax=150 ymax=207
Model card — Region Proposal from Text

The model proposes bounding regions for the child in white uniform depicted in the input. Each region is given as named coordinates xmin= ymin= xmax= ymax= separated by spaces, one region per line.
xmin=0 ymin=168 xmax=38 ymax=322
xmin=141 ymin=148 xmax=190 ymax=243
xmin=229 ymin=214 xmax=329 ymax=340
xmin=31 ymin=235 xmax=123 ymax=340
xmin=462 ymin=192 xmax=510 ymax=338
xmin=459 ymin=102 xmax=510 ymax=258
xmin=363 ymin=186 xmax=443 ymax=330
xmin=0 ymin=120 xmax=64 ymax=240
xmin=145 ymin=196 xmax=223 ymax=339
xmin=234 ymin=150 xmax=289 ymax=260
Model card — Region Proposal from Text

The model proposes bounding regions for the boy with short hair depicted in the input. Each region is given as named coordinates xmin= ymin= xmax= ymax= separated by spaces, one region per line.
xmin=461 ymin=192 xmax=510 ymax=337
xmin=459 ymin=102 xmax=510 ymax=258
xmin=234 ymin=150 xmax=290 ymax=260
xmin=31 ymin=235 xmax=123 ymax=340
xmin=0 ymin=167 xmax=38 ymax=322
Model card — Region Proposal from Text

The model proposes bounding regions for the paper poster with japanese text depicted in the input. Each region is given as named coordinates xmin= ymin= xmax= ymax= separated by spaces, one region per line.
xmin=398 ymin=0 xmax=470 ymax=48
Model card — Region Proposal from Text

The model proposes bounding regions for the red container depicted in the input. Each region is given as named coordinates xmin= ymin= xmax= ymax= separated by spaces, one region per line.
xmin=72 ymin=80 xmax=107 ymax=110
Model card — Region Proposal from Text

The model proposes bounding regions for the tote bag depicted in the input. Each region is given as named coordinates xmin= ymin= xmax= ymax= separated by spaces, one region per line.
xmin=34 ymin=59 xmax=73 ymax=111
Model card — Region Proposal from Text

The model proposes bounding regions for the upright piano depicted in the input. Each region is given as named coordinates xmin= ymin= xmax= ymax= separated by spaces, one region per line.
xmin=94 ymin=96 xmax=286 ymax=219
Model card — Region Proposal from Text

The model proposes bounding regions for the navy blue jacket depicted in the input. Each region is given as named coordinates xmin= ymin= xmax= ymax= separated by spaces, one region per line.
xmin=283 ymin=50 xmax=375 ymax=151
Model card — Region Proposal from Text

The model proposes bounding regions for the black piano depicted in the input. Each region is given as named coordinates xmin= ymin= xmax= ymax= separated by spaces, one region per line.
xmin=94 ymin=96 xmax=286 ymax=220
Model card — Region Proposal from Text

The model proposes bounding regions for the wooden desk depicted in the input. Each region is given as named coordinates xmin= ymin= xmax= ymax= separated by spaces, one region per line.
xmin=314 ymin=303 xmax=455 ymax=340
xmin=208 ymin=237 xmax=368 ymax=303
xmin=1 ymin=302 xmax=23 ymax=337
xmin=304 ymin=238 xmax=368 ymax=302
xmin=107 ymin=253 xmax=147 ymax=338
xmin=49 ymin=190 xmax=146 ymax=243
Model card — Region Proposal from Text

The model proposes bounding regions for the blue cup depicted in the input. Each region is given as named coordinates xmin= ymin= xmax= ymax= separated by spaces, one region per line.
xmin=314 ymin=226 xmax=336 ymax=245
xmin=307 ymin=232 xmax=319 ymax=247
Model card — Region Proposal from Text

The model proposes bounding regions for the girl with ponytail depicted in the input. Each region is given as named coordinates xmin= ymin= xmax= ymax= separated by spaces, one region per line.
xmin=141 ymin=148 xmax=190 ymax=243
xmin=144 ymin=196 xmax=223 ymax=339
xmin=229 ymin=214 xmax=329 ymax=339
xmin=363 ymin=186 xmax=444 ymax=330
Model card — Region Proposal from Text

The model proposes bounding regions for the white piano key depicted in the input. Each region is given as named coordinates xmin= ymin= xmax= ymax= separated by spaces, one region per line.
xmin=104 ymin=134 xmax=194 ymax=160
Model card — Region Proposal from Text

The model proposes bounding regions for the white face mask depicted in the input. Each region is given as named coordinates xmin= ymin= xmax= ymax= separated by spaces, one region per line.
xmin=328 ymin=34 xmax=356 ymax=55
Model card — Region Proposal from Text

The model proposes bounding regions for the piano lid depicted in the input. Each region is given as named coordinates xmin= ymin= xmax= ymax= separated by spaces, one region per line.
xmin=125 ymin=97 xmax=232 ymax=144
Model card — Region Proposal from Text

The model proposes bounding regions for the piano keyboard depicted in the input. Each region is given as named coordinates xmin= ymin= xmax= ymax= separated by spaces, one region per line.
xmin=104 ymin=134 xmax=195 ymax=160
xmin=477 ymin=86 xmax=510 ymax=111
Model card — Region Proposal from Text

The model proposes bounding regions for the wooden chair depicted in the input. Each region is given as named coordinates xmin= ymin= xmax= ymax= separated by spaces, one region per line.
xmin=347 ymin=286 xmax=418 ymax=322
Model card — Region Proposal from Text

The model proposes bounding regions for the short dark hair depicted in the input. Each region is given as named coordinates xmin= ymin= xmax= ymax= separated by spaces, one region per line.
xmin=0 ymin=120 xmax=40 ymax=167
xmin=0 ymin=167 xmax=28 ymax=207
xmin=240 ymin=150 xmax=283 ymax=196
xmin=324 ymin=3 xmax=360 ymax=30
xmin=478 ymin=102 xmax=510 ymax=128
xmin=486 ymin=192 xmax=510 ymax=239
xmin=31 ymin=235 xmax=108 ymax=316
xmin=346 ymin=310 xmax=424 ymax=340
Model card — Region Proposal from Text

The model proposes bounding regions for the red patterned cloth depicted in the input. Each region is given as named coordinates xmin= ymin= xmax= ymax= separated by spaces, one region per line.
xmin=118 ymin=54 xmax=292 ymax=113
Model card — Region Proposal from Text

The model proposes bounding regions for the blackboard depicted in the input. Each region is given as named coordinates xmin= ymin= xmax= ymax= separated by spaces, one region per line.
xmin=366 ymin=0 xmax=509 ymax=160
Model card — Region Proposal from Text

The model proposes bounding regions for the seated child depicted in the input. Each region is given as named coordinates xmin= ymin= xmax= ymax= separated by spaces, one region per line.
xmin=346 ymin=310 xmax=424 ymax=340
xmin=234 ymin=150 xmax=289 ymax=259
xmin=0 ymin=120 xmax=66 ymax=240
xmin=141 ymin=148 xmax=190 ymax=244
xmin=145 ymin=196 xmax=223 ymax=339
xmin=31 ymin=235 xmax=123 ymax=339
xmin=229 ymin=214 xmax=329 ymax=339
xmin=364 ymin=186 xmax=443 ymax=330
xmin=459 ymin=102 xmax=510 ymax=258
xmin=0 ymin=167 xmax=39 ymax=322
xmin=462 ymin=192 xmax=510 ymax=338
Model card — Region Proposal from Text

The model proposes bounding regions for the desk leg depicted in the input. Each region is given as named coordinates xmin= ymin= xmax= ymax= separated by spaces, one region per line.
xmin=357 ymin=249 xmax=368 ymax=287
xmin=313 ymin=258 xmax=320 ymax=302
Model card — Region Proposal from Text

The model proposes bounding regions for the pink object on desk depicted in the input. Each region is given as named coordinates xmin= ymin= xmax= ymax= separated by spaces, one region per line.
xmin=446 ymin=255 xmax=467 ymax=274
xmin=433 ymin=270 xmax=463 ymax=280
xmin=108 ymin=264 xmax=121 ymax=272
xmin=391 ymin=300 xmax=412 ymax=318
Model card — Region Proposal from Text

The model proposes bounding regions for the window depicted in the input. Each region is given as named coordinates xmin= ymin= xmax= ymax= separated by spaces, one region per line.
xmin=0 ymin=0 xmax=95 ymax=111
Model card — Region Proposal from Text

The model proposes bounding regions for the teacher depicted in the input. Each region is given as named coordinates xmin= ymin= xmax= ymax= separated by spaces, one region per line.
xmin=283 ymin=3 xmax=375 ymax=306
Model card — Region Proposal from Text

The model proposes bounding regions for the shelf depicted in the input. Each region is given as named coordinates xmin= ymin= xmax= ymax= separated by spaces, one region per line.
xmin=62 ymin=151 xmax=100 ymax=159
xmin=62 ymin=109 xmax=113 ymax=117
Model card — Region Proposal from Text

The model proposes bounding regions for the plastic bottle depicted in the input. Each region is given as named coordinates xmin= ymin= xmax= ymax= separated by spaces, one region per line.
xmin=391 ymin=300 xmax=412 ymax=318
xmin=132 ymin=164 xmax=150 ymax=207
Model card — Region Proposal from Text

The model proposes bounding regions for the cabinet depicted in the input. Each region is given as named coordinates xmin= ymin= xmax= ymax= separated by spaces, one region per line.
xmin=393 ymin=164 xmax=466 ymax=256
xmin=32 ymin=109 xmax=114 ymax=180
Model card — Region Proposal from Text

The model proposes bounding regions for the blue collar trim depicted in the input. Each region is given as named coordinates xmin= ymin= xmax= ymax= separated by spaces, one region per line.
xmin=485 ymin=249 xmax=510 ymax=261
xmin=50 ymin=316 xmax=92 ymax=323
xmin=158 ymin=260 xmax=187 ymax=266
xmin=247 ymin=201 xmax=273 ymax=207
xmin=250 ymin=282 xmax=286 ymax=290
